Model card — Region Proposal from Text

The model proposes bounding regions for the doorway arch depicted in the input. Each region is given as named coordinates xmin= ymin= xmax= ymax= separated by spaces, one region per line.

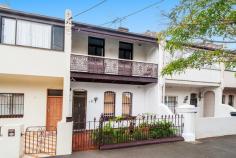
xmin=203 ymin=91 xmax=215 ymax=117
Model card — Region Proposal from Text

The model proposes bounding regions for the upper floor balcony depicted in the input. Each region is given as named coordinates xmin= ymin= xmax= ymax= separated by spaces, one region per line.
xmin=165 ymin=68 xmax=221 ymax=86
xmin=70 ymin=54 xmax=158 ymax=85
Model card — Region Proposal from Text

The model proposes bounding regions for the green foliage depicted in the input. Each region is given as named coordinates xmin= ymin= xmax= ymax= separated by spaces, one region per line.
xmin=149 ymin=121 xmax=176 ymax=139
xmin=93 ymin=120 xmax=177 ymax=145
xmin=162 ymin=0 xmax=236 ymax=75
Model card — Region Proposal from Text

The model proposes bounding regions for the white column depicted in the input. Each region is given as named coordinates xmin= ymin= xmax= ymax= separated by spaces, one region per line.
xmin=62 ymin=9 xmax=72 ymax=121
xmin=214 ymin=87 xmax=223 ymax=116
xmin=176 ymin=104 xmax=198 ymax=141
xmin=56 ymin=122 xmax=73 ymax=155
xmin=157 ymin=41 xmax=165 ymax=107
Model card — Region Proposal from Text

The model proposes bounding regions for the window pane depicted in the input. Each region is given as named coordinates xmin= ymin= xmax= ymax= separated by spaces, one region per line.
xmin=89 ymin=37 xmax=104 ymax=46
xmin=88 ymin=37 xmax=104 ymax=56
xmin=1 ymin=18 xmax=16 ymax=44
xmin=52 ymin=26 xmax=64 ymax=51
xmin=88 ymin=46 xmax=96 ymax=55
xmin=17 ymin=20 xmax=31 ymax=46
xmin=119 ymin=42 xmax=133 ymax=60
xmin=96 ymin=47 xmax=103 ymax=56
xmin=122 ymin=92 xmax=132 ymax=116
xmin=17 ymin=20 xmax=51 ymax=49
xmin=48 ymin=89 xmax=63 ymax=96
xmin=164 ymin=96 xmax=178 ymax=113
xmin=0 ymin=93 xmax=24 ymax=117
xmin=31 ymin=22 xmax=51 ymax=49
xmin=104 ymin=91 xmax=115 ymax=117
xmin=120 ymin=42 xmax=132 ymax=49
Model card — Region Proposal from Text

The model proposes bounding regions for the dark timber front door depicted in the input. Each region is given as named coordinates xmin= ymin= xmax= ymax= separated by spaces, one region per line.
xmin=190 ymin=93 xmax=198 ymax=107
xmin=73 ymin=91 xmax=87 ymax=130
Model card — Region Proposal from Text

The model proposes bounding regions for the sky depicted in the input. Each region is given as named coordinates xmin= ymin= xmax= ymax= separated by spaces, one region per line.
xmin=0 ymin=0 xmax=179 ymax=34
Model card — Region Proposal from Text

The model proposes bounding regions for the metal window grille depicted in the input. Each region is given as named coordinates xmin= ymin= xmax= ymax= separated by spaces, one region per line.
xmin=0 ymin=93 xmax=24 ymax=118
xmin=122 ymin=92 xmax=132 ymax=116
xmin=104 ymin=91 xmax=115 ymax=117
xmin=165 ymin=96 xmax=178 ymax=114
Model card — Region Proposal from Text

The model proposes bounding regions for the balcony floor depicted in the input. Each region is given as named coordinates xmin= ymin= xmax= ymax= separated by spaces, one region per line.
xmin=71 ymin=72 xmax=158 ymax=85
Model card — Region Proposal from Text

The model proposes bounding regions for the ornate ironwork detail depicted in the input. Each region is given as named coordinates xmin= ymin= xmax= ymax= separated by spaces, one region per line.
xmin=70 ymin=54 xmax=158 ymax=78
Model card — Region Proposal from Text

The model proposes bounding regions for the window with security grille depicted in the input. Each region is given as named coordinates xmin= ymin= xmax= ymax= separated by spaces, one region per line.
xmin=164 ymin=96 xmax=178 ymax=113
xmin=122 ymin=92 xmax=132 ymax=117
xmin=104 ymin=91 xmax=115 ymax=117
xmin=0 ymin=93 xmax=24 ymax=118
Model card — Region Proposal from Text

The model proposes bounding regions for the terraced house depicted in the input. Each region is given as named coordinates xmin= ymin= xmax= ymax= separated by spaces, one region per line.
xmin=0 ymin=7 xmax=236 ymax=158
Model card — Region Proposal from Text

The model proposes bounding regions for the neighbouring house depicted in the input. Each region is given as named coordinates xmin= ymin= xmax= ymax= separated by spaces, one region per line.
xmin=0 ymin=7 xmax=236 ymax=157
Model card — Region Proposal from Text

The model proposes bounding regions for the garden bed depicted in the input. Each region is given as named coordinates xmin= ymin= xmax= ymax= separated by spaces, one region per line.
xmin=100 ymin=136 xmax=184 ymax=150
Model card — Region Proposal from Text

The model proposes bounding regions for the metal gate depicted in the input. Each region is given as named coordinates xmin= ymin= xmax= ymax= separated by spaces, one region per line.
xmin=24 ymin=126 xmax=57 ymax=155
xmin=72 ymin=119 xmax=99 ymax=151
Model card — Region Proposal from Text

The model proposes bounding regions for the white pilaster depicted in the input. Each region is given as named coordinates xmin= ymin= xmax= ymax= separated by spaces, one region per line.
xmin=176 ymin=104 xmax=197 ymax=141
xmin=157 ymin=40 xmax=165 ymax=106
xmin=56 ymin=122 xmax=73 ymax=155
xmin=62 ymin=9 xmax=72 ymax=121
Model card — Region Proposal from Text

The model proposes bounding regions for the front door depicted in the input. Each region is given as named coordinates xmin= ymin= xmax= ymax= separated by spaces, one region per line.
xmin=46 ymin=89 xmax=63 ymax=130
xmin=73 ymin=91 xmax=87 ymax=130
xmin=190 ymin=93 xmax=198 ymax=107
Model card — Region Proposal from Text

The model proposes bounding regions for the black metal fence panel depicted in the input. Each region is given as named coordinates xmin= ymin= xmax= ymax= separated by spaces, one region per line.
xmin=72 ymin=114 xmax=184 ymax=151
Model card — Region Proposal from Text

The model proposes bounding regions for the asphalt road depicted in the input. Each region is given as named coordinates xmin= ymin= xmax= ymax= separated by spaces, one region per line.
xmin=53 ymin=135 xmax=236 ymax=158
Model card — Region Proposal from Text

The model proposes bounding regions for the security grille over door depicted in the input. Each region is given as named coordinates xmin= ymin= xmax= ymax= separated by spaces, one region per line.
xmin=24 ymin=126 xmax=57 ymax=156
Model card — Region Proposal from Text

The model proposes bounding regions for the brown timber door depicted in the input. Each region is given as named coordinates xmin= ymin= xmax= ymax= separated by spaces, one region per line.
xmin=73 ymin=91 xmax=87 ymax=130
xmin=46 ymin=90 xmax=63 ymax=130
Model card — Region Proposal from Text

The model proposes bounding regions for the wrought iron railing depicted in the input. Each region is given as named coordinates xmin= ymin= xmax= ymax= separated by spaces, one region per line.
xmin=24 ymin=126 xmax=57 ymax=155
xmin=72 ymin=114 xmax=184 ymax=151
xmin=71 ymin=54 xmax=158 ymax=78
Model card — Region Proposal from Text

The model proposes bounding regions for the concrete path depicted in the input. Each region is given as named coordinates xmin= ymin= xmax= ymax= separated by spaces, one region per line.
xmin=53 ymin=135 xmax=236 ymax=158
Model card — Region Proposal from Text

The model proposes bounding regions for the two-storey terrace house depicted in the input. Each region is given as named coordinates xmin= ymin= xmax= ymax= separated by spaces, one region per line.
xmin=163 ymin=44 xmax=236 ymax=117
xmin=0 ymin=7 xmax=168 ymax=131
xmin=0 ymin=7 xmax=71 ymax=129
xmin=70 ymin=23 xmax=162 ymax=125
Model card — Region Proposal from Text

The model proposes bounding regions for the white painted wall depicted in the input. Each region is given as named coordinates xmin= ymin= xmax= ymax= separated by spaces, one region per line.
xmin=196 ymin=117 xmax=236 ymax=139
xmin=71 ymin=82 xmax=159 ymax=121
xmin=165 ymin=86 xmax=223 ymax=117
xmin=72 ymin=32 xmax=157 ymax=63
xmin=166 ymin=69 xmax=221 ymax=83
xmin=0 ymin=44 xmax=68 ymax=78
xmin=215 ymin=104 xmax=236 ymax=117
xmin=0 ymin=75 xmax=63 ymax=128
xmin=223 ymin=71 xmax=236 ymax=88
xmin=165 ymin=86 xmax=201 ymax=106
xmin=0 ymin=124 xmax=24 ymax=158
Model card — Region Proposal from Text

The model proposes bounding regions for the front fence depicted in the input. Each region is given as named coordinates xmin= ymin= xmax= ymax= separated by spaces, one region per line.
xmin=24 ymin=126 xmax=57 ymax=155
xmin=72 ymin=114 xmax=184 ymax=151
xmin=72 ymin=119 xmax=100 ymax=151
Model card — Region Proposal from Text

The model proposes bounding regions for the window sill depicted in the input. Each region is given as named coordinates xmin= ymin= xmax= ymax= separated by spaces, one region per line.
xmin=0 ymin=43 xmax=64 ymax=53
xmin=0 ymin=115 xmax=23 ymax=118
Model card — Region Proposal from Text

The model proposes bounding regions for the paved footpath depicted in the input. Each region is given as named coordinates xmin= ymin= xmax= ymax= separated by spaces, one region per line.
xmin=52 ymin=135 xmax=236 ymax=158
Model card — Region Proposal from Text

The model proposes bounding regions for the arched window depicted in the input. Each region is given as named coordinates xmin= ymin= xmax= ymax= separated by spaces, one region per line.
xmin=122 ymin=92 xmax=132 ymax=116
xmin=104 ymin=91 xmax=115 ymax=117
